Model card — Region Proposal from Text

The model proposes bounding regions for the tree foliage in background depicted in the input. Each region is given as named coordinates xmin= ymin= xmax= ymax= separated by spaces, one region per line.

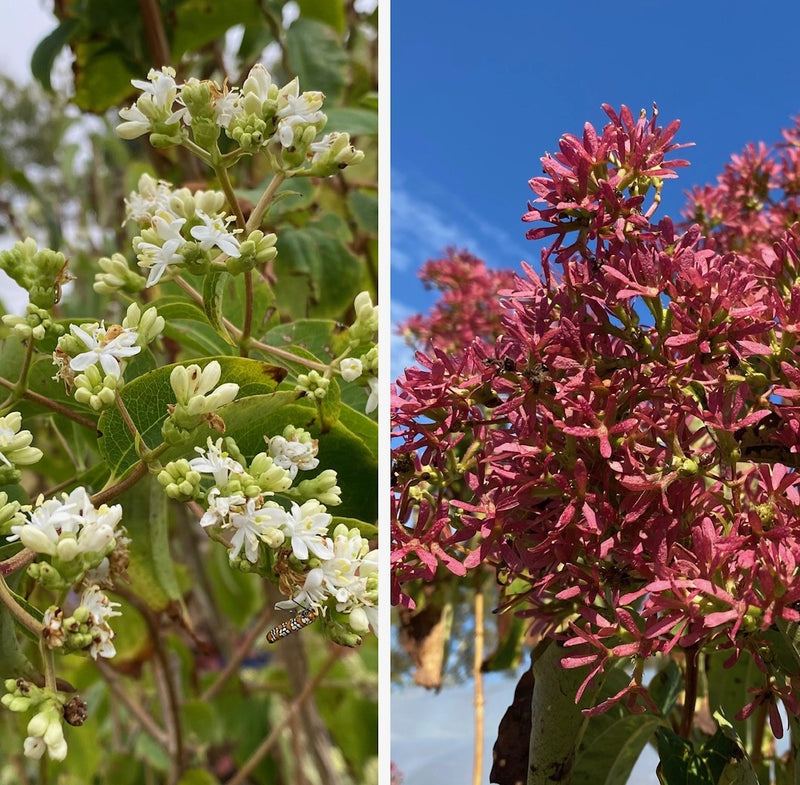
xmin=0 ymin=2 xmax=378 ymax=784
xmin=393 ymin=105 xmax=800 ymax=784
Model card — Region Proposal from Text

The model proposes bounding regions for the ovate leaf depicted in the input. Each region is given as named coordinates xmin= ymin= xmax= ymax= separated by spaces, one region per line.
xmin=97 ymin=357 xmax=286 ymax=478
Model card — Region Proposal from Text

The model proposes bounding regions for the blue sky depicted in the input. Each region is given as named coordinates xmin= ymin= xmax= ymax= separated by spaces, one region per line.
xmin=391 ymin=0 xmax=800 ymax=379
xmin=391 ymin=3 xmax=800 ymax=783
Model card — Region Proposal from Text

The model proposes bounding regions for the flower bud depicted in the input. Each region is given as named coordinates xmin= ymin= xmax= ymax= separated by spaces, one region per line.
xmin=339 ymin=357 xmax=363 ymax=382
xmin=94 ymin=253 xmax=146 ymax=295
xmin=348 ymin=607 xmax=370 ymax=633
xmin=295 ymin=370 xmax=329 ymax=399
xmin=0 ymin=238 xmax=69 ymax=309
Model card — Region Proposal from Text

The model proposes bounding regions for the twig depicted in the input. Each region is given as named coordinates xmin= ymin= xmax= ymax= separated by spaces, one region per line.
xmin=472 ymin=582 xmax=485 ymax=785
xmin=227 ymin=650 xmax=340 ymax=785
xmin=138 ymin=0 xmax=171 ymax=67
xmin=201 ymin=603 xmax=276 ymax=702
xmin=0 ymin=573 xmax=43 ymax=635
xmin=0 ymin=376 xmax=96 ymax=430
xmin=96 ymin=660 xmax=170 ymax=747
xmin=90 ymin=461 xmax=149 ymax=506
xmin=0 ymin=548 xmax=36 ymax=577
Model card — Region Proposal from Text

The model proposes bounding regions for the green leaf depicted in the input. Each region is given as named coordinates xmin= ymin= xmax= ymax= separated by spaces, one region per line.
xmin=261 ymin=319 xmax=349 ymax=363
xmin=296 ymin=0 xmax=346 ymax=33
xmin=285 ymin=17 xmax=347 ymax=103
xmin=572 ymin=714 xmax=662 ymax=785
xmin=324 ymin=107 xmax=378 ymax=136
xmin=177 ymin=767 xmax=222 ymax=785
xmin=202 ymin=270 xmax=235 ymax=345
xmin=120 ymin=476 xmax=183 ymax=610
xmin=481 ymin=614 xmax=526 ymax=673
xmin=274 ymin=226 xmax=364 ymax=320
xmin=648 ymin=658 xmax=682 ymax=717
xmin=171 ymin=0 xmax=262 ymax=60
xmin=528 ymin=640 xmax=588 ymax=785
xmin=162 ymin=318 xmax=235 ymax=357
xmin=31 ymin=20 xmax=80 ymax=91
xmin=0 ymin=570 xmax=35 ymax=679
xmin=348 ymin=189 xmax=378 ymax=234
xmin=656 ymin=727 xmax=708 ymax=785
xmin=708 ymin=712 xmax=757 ymax=785
xmin=97 ymin=357 xmax=286 ymax=478
xmin=221 ymin=397 xmax=376 ymax=522
xmin=71 ymin=42 xmax=141 ymax=113
xmin=706 ymin=649 xmax=758 ymax=749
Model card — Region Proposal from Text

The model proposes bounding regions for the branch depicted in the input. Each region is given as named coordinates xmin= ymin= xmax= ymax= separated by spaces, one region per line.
xmin=227 ymin=650 xmax=340 ymax=785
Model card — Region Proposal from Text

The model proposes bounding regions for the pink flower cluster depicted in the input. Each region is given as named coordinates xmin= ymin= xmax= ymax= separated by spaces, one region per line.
xmin=392 ymin=105 xmax=800 ymax=719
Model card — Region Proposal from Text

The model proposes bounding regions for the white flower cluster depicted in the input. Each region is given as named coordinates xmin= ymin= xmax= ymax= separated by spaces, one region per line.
xmin=9 ymin=487 xmax=122 ymax=563
xmin=188 ymin=432 xmax=375 ymax=635
xmin=117 ymin=65 xmax=324 ymax=151
xmin=276 ymin=523 xmax=378 ymax=635
xmin=124 ymin=174 xmax=242 ymax=287
xmin=188 ymin=426 xmax=377 ymax=633
xmin=0 ymin=412 xmax=43 ymax=470
xmin=42 ymin=584 xmax=121 ymax=660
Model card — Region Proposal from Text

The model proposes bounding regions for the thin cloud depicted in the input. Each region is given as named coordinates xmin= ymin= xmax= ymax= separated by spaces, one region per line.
xmin=390 ymin=299 xmax=418 ymax=383
xmin=391 ymin=170 xmax=531 ymax=273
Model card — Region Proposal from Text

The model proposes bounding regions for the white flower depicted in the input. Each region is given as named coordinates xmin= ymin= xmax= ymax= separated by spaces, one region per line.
xmin=274 ymin=567 xmax=327 ymax=610
xmin=320 ymin=527 xmax=368 ymax=604
xmin=198 ymin=488 xmax=246 ymax=528
xmin=240 ymin=63 xmax=275 ymax=115
xmin=339 ymin=357 xmax=363 ymax=382
xmin=275 ymin=79 xmax=324 ymax=147
xmin=80 ymin=585 xmax=121 ymax=659
xmin=24 ymin=705 xmax=67 ymax=761
xmin=124 ymin=174 xmax=175 ymax=226
xmin=268 ymin=435 xmax=319 ymax=480
xmin=8 ymin=487 xmax=122 ymax=560
xmin=365 ymin=376 xmax=378 ymax=414
xmin=189 ymin=437 xmax=245 ymax=487
xmin=228 ymin=499 xmax=287 ymax=562
xmin=116 ymin=104 xmax=151 ymax=140
xmin=68 ymin=323 xmax=141 ymax=379
xmin=0 ymin=411 xmax=42 ymax=468
xmin=282 ymin=500 xmax=333 ymax=561
xmin=135 ymin=214 xmax=187 ymax=286
xmin=189 ymin=210 xmax=242 ymax=257
xmin=131 ymin=66 xmax=180 ymax=110
xmin=117 ymin=67 xmax=186 ymax=139
xmin=213 ymin=87 xmax=242 ymax=128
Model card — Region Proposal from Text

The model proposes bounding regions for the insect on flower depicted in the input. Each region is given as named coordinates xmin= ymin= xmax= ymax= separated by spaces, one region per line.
xmin=266 ymin=605 xmax=320 ymax=643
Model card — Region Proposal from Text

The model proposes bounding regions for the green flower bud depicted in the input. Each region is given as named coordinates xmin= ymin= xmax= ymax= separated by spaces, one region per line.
xmin=307 ymin=132 xmax=365 ymax=176
xmin=27 ymin=561 xmax=67 ymax=591
xmin=0 ymin=492 xmax=24 ymax=536
xmin=295 ymin=370 xmax=329 ymax=399
xmin=288 ymin=469 xmax=342 ymax=506
xmin=122 ymin=303 xmax=164 ymax=345
xmin=157 ymin=459 xmax=202 ymax=501
xmin=73 ymin=366 xmax=117 ymax=411
xmin=226 ymin=229 xmax=278 ymax=275
xmin=3 ymin=304 xmax=64 ymax=342
xmin=180 ymin=78 xmax=215 ymax=120
xmin=0 ymin=238 xmax=69 ymax=309
xmin=248 ymin=452 xmax=293 ymax=493
xmin=191 ymin=117 xmax=221 ymax=150
xmin=228 ymin=115 xmax=269 ymax=152
xmin=0 ymin=412 xmax=43 ymax=468
xmin=94 ymin=253 xmax=146 ymax=295
xmin=351 ymin=291 xmax=378 ymax=342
